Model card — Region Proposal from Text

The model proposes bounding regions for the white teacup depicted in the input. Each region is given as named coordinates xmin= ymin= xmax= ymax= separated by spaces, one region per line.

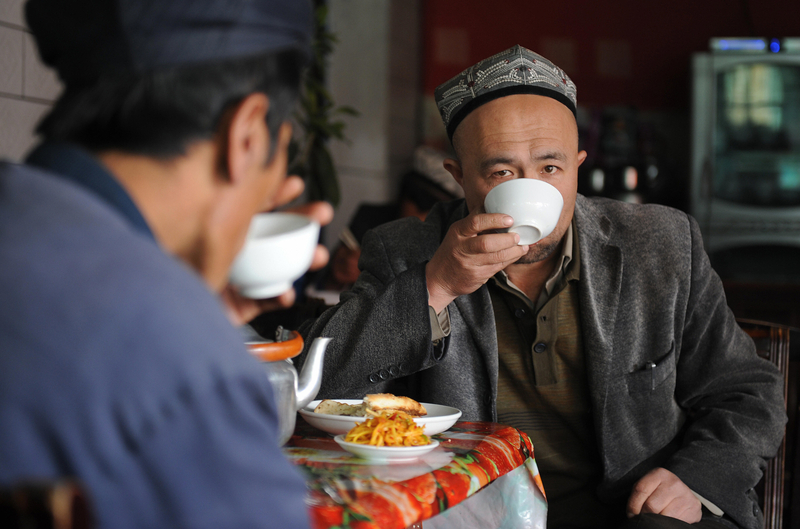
xmin=229 ymin=212 xmax=320 ymax=299
xmin=483 ymin=179 xmax=564 ymax=245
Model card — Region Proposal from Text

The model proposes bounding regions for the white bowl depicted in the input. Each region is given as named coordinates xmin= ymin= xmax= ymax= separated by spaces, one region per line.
xmin=333 ymin=435 xmax=440 ymax=462
xmin=229 ymin=213 xmax=320 ymax=299
xmin=299 ymin=399 xmax=462 ymax=437
xmin=484 ymin=179 xmax=564 ymax=245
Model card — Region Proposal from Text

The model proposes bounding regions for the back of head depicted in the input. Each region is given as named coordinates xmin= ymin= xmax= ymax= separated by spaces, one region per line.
xmin=399 ymin=170 xmax=458 ymax=214
xmin=25 ymin=0 xmax=313 ymax=158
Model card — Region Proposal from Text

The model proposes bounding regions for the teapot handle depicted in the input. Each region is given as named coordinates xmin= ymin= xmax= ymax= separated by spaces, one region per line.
xmin=246 ymin=332 xmax=304 ymax=362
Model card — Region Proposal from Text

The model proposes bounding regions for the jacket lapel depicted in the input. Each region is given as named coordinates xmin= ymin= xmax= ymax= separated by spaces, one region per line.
xmin=574 ymin=196 xmax=623 ymax=460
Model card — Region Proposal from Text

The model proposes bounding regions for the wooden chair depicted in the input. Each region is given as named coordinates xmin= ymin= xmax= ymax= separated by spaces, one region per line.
xmin=0 ymin=479 xmax=93 ymax=529
xmin=738 ymin=319 xmax=792 ymax=529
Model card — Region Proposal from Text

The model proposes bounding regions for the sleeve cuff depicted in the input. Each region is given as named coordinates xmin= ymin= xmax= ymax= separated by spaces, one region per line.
xmin=692 ymin=490 xmax=724 ymax=517
xmin=428 ymin=305 xmax=451 ymax=343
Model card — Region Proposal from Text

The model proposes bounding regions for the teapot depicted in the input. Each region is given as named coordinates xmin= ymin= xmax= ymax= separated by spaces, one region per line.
xmin=247 ymin=328 xmax=331 ymax=445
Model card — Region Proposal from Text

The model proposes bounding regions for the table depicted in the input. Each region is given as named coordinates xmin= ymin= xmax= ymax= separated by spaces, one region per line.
xmin=285 ymin=420 xmax=547 ymax=529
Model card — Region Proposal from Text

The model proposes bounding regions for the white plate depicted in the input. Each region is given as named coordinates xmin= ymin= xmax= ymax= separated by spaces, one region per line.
xmin=299 ymin=399 xmax=462 ymax=436
xmin=334 ymin=435 xmax=439 ymax=462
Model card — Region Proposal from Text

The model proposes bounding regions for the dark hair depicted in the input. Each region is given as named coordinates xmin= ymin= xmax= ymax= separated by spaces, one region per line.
xmin=37 ymin=48 xmax=305 ymax=160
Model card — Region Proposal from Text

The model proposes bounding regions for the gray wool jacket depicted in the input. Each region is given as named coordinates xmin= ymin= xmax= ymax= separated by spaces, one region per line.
xmin=298 ymin=195 xmax=786 ymax=529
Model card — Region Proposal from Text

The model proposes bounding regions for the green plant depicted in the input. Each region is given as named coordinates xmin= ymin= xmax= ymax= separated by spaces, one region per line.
xmin=289 ymin=0 xmax=358 ymax=208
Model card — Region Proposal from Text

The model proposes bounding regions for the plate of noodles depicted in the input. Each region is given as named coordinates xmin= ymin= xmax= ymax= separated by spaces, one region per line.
xmin=300 ymin=397 xmax=462 ymax=436
xmin=333 ymin=410 xmax=440 ymax=462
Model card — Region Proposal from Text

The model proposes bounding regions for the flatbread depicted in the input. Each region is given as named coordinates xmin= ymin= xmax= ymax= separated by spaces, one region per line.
xmin=313 ymin=399 xmax=366 ymax=416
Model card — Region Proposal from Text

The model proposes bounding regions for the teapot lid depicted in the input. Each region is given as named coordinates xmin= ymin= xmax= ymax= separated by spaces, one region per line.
xmin=246 ymin=331 xmax=304 ymax=362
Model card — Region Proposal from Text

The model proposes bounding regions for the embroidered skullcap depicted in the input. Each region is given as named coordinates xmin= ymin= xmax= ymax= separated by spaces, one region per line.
xmin=435 ymin=44 xmax=577 ymax=140
xmin=25 ymin=0 xmax=312 ymax=86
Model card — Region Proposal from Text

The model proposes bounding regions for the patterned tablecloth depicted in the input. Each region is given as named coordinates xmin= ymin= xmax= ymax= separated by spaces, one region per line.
xmin=284 ymin=420 xmax=547 ymax=529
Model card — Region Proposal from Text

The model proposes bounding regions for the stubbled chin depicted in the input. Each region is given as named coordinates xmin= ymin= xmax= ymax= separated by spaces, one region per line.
xmin=514 ymin=238 xmax=560 ymax=265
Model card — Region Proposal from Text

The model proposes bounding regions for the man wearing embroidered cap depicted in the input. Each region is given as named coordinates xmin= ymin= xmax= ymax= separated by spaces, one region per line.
xmin=300 ymin=44 xmax=784 ymax=529
xmin=0 ymin=0 xmax=331 ymax=527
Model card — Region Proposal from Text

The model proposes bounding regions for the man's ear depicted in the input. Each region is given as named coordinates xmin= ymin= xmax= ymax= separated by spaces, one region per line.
xmin=222 ymin=93 xmax=271 ymax=183
xmin=443 ymin=158 xmax=464 ymax=188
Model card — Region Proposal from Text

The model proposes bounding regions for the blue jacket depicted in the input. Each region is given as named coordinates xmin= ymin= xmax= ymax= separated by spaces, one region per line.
xmin=0 ymin=144 xmax=310 ymax=529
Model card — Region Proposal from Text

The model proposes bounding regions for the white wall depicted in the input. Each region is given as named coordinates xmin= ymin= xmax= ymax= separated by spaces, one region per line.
xmin=323 ymin=0 xmax=422 ymax=248
xmin=0 ymin=0 xmax=61 ymax=161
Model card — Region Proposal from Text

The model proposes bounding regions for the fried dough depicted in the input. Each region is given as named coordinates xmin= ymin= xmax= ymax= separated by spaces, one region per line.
xmin=364 ymin=393 xmax=427 ymax=417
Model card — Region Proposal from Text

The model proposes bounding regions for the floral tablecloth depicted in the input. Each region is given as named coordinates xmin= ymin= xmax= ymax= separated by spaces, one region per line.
xmin=284 ymin=420 xmax=547 ymax=529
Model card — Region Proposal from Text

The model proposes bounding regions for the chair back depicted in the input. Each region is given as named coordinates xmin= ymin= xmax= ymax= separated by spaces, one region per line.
xmin=738 ymin=318 xmax=791 ymax=529
xmin=0 ymin=479 xmax=93 ymax=529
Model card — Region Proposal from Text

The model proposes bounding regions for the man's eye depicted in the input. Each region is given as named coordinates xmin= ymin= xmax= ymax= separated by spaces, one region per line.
xmin=543 ymin=165 xmax=559 ymax=174
xmin=493 ymin=170 xmax=513 ymax=177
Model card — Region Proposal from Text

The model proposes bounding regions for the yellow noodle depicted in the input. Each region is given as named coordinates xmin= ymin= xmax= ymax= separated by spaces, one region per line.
xmin=344 ymin=411 xmax=430 ymax=447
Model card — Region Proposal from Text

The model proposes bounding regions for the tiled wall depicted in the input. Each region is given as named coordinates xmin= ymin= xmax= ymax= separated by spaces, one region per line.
xmin=0 ymin=0 xmax=61 ymax=162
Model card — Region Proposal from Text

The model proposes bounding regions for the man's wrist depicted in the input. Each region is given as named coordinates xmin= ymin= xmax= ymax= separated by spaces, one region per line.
xmin=428 ymin=293 xmax=453 ymax=314
xmin=425 ymin=264 xmax=455 ymax=313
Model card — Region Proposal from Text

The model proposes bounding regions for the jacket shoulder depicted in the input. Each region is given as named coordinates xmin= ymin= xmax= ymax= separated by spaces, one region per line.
xmin=576 ymin=195 xmax=696 ymax=249
xmin=579 ymin=195 xmax=690 ymax=224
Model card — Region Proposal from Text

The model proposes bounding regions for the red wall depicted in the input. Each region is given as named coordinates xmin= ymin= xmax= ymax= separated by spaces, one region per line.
xmin=423 ymin=0 xmax=800 ymax=110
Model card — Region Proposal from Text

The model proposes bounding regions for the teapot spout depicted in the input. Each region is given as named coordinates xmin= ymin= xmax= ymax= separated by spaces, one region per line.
xmin=295 ymin=337 xmax=332 ymax=410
